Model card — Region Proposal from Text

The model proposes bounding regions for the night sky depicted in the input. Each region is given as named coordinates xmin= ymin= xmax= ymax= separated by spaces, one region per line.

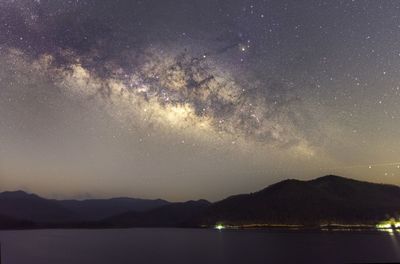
xmin=1 ymin=0 xmax=400 ymax=201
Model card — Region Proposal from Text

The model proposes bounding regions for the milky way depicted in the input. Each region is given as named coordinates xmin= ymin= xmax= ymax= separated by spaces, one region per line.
xmin=1 ymin=0 xmax=400 ymax=200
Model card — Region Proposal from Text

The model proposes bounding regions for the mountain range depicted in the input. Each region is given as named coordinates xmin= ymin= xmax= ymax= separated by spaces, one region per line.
xmin=0 ymin=190 xmax=169 ymax=224
xmin=1 ymin=175 xmax=399 ymax=229
xmin=193 ymin=175 xmax=400 ymax=227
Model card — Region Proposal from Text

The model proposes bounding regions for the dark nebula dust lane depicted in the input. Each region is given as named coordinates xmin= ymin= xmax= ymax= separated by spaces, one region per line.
xmin=0 ymin=0 xmax=400 ymax=201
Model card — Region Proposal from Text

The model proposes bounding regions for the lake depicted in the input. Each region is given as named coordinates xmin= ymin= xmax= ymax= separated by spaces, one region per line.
xmin=0 ymin=228 xmax=399 ymax=264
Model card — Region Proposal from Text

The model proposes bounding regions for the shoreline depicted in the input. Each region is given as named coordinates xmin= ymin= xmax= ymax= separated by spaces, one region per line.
xmin=0 ymin=224 xmax=399 ymax=233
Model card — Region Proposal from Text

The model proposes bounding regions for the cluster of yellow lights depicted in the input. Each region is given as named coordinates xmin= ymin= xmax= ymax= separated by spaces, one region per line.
xmin=376 ymin=222 xmax=400 ymax=229
xmin=375 ymin=219 xmax=400 ymax=233
xmin=211 ymin=221 xmax=400 ymax=233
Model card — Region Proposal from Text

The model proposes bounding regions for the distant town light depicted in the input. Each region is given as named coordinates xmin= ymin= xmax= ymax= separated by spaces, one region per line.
xmin=376 ymin=218 xmax=400 ymax=231
xmin=215 ymin=224 xmax=225 ymax=230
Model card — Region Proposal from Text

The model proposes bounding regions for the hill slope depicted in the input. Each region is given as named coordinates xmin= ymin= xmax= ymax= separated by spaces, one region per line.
xmin=0 ymin=191 xmax=169 ymax=223
xmin=0 ymin=214 xmax=35 ymax=229
xmin=2 ymin=175 xmax=400 ymax=228
xmin=194 ymin=175 xmax=400 ymax=226
xmin=59 ymin=198 xmax=169 ymax=221
xmin=0 ymin=191 xmax=77 ymax=223
xmin=107 ymin=200 xmax=211 ymax=227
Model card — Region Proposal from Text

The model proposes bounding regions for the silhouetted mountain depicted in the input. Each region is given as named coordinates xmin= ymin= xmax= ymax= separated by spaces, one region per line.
xmin=1 ymin=175 xmax=400 ymax=229
xmin=194 ymin=175 xmax=400 ymax=227
xmin=0 ymin=191 xmax=77 ymax=223
xmin=59 ymin=197 xmax=169 ymax=221
xmin=0 ymin=191 xmax=169 ymax=223
xmin=107 ymin=199 xmax=211 ymax=227
xmin=0 ymin=214 xmax=35 ymax=229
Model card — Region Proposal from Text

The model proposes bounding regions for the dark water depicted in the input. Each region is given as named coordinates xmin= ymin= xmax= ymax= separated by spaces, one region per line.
xmin=0 ymin=228 xmax=399 ymax=264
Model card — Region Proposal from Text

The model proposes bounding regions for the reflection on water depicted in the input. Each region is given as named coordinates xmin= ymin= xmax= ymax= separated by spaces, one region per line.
xmin=0 ymin=228 xmax=399 ymax=264
xmin=383 ymin=229 xmax=400 ymax=260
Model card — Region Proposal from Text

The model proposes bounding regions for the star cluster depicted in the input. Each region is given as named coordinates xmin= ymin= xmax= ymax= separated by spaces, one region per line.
xmin=0 ymin=0 xmax=400 ymax=200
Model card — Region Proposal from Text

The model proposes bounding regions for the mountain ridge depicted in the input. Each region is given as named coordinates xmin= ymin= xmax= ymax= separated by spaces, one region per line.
xmin=1 ymin=175 xmax=400 ymax=229
xmin=0 ymin=190 xmax=171 ymax=222
xmin=193 ymin=175 xmax=400 ymax=227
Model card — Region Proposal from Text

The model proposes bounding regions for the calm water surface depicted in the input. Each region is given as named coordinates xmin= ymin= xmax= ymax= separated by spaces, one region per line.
xmin=0 ymin=228 xmax=399 ymax=264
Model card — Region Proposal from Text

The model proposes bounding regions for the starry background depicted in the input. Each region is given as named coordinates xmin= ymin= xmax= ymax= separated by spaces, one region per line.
xmin=0 ymin=0 xmax=400 ymax=201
